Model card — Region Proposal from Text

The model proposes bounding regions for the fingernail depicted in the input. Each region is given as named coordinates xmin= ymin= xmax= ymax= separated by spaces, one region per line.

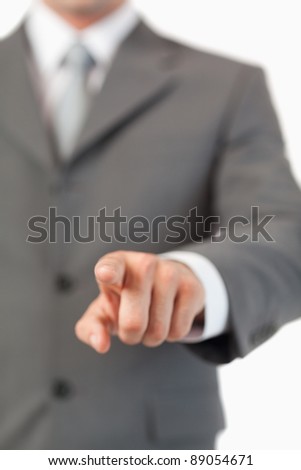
xmin=90 ymin=334 xmax=99 ymax=351
xmin=98 ymin=264 xmax=115 ymax=275
xmin=97 ymin=264 xmax=117 ymax=283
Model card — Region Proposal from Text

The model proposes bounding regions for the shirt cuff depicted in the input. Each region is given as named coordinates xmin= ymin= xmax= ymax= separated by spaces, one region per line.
xmin=160 ymin=250 xmax=229 ymax=343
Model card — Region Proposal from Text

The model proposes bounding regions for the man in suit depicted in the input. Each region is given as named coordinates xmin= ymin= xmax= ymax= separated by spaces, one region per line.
xmin=1 ymin=0 xmax=301 ymax=450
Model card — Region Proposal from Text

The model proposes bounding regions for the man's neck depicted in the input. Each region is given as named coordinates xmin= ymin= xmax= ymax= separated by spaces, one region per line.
xmin=43 ymin=0 xmax=126 ymax=30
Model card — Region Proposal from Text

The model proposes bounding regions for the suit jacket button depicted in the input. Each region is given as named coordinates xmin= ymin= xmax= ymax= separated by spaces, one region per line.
xmin=55 ymin=274 xmax=74 ymax=292
xmin=52 ymin=380 xmax=73 ymax=399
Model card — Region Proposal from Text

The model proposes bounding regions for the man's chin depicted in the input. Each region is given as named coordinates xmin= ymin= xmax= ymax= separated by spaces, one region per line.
xmin=44 ymin=0 xmax=124 ymax=17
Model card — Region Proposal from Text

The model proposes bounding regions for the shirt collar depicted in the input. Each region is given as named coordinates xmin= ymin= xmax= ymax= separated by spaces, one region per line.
xmin=25 ymin=1 xmax=139 ymax=77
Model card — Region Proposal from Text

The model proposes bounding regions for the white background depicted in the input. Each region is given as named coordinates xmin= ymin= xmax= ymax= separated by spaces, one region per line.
xmin=1 ymin=0 xmax=300 ymax=449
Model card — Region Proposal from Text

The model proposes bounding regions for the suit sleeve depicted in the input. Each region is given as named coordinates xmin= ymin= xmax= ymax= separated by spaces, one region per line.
xmin=178 ymin=66 xmax=301 ymax=364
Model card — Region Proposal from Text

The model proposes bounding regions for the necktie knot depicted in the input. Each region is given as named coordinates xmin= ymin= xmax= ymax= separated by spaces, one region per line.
xmin=63 ymin=43 xmax=95 ymax=73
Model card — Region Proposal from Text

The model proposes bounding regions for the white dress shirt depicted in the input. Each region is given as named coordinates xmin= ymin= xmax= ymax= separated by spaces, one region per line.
xmin=25 ymin=0 xmax=229 ymax=342
xmin=25 ymin=1 xmax=139 ymax=122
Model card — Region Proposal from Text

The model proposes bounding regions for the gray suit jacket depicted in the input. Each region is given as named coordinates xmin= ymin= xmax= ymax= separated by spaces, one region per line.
xmin=1 ymin=22 xmax=301 ymax=450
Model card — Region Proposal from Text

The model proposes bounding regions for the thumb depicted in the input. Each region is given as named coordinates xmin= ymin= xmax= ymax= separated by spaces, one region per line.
xmin=75 ymin=298 xmax=112 ymax=354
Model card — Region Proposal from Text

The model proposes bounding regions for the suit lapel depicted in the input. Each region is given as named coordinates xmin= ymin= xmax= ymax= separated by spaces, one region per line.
xmin=75 ymin=23 xmax=179 ymax=157
xmin=0 ymin=26 xmax=54 ymax=169
xmin=0 ymin=23 xmax=180 ymax=168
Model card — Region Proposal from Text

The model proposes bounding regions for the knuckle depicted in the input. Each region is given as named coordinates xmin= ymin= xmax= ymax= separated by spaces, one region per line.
xmin=160 ymin=262 xmax=177 ymax=285
xmin=147 ymin=322 xmax=167 ymax=344
xmin=168 ymin=322 xmax=188 ymax=341
xmin=137 ymin=253 xmax=157 ymax=277
xmin=181 ymin=321 xmax=192 ymax=338
xmin=121 ymin=316 xmax=145 ymax=336
xmin=119 ymin=325 xmax=143 ymax=345
xmin=180 ymin=277 xmax=199 ymax=297
xmin=119 ymin=334 xmax=140 ymax=346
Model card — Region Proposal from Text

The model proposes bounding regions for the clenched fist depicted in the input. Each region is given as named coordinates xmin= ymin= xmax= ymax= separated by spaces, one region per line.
xmin=75 ymin=251 xmax=205 ymax=353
